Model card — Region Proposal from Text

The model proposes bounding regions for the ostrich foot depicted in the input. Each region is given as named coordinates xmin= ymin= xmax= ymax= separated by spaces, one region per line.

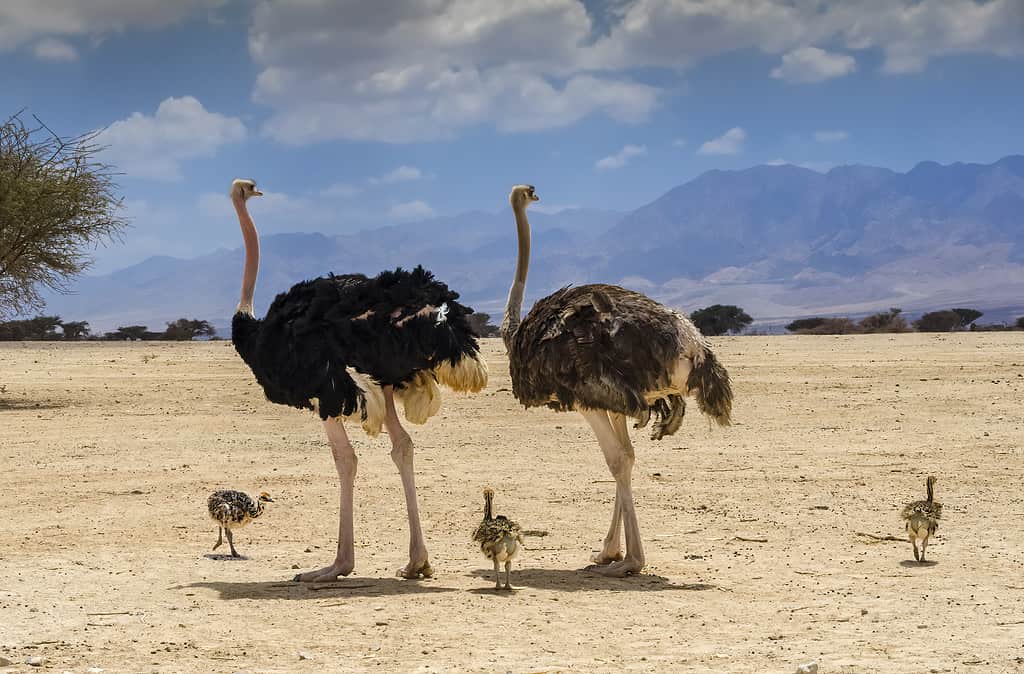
xmin=585 ymin=558 xmax=643 ymax=577
xmin=293 ymin=559 xmax=354 ymax=583
xmin=397 ymin=558 xmax=433 ymax=579
xmin=590 ymin=551 xmax=624 ymax=565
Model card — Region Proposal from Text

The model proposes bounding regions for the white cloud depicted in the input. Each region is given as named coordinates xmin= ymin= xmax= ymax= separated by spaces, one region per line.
xmin=771 ymin=47 xmax=856 ymax=84
xmin=250 ymin=1 xmax=658 ymax=144
xmin=838 ymin=0 xmax=1024 ymax=74
xmin=814 ymin=130 xmax=849 ymax=143
xmin=32 ymin=37 xmax=77 ymax=61
xmin=698 ymin=127 xmax=746 ymax=156
xmin=97 ymin=96 xmax=245 ymax=181
xmin=0 ymin=1 xmax=226 ymax=51
xmin=13 ymin=1 xmax=1018 ymax=145
xmin=245 ymin=1 xmax=1024 ymax=144
xmin=595 ymin=144 xmax=647 ymax=170
xmin=388 ymin=200 xmax=435 ymax=223
xmin=592 ymin=1 xmax=1023 ymax=76
xmin=369 ymin=165 xmax=422 ymax=185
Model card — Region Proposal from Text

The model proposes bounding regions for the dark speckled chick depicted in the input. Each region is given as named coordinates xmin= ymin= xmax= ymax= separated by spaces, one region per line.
xmin=208 ymin=490 xmax=273 ymax=558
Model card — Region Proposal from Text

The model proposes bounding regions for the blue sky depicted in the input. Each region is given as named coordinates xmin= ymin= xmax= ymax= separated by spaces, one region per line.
xmin=1 ymin=0 xmax=1022 ymax=273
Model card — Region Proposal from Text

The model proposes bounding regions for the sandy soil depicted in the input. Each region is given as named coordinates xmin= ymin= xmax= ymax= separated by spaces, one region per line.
xmin=1 ymin=334 xmax=1022 ymax=673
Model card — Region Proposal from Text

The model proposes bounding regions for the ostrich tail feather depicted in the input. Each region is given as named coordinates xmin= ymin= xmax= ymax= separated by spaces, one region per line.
xmin=396 ymin=371 xmax=443 ymax=424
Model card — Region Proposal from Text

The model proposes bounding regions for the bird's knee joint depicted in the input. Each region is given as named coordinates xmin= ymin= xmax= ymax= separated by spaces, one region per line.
xmin=332 ymin=446 xmax=357 ymax=471
xmin=603 ymin=451 xmax=634 ymax=477
xmin=390 ymin=434 xmax=414 ymax=463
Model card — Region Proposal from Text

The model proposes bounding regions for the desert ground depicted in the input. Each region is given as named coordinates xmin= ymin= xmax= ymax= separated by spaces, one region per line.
xmin=1 ymin=334 xmax=1022 ymax=673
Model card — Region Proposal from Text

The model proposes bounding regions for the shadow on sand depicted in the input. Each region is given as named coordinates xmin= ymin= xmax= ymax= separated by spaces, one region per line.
xmin=468 ymin=567 xmax=719 ymax=593
xmin=0 ymin=397 xmax=66 ymax=411
xmin=899 ymin=559 xmax=938 ymax=568
xmin=180 ymin=577 xmax=456 ymax=600
xmin=203 ymin=553 xmax=250 ymax=562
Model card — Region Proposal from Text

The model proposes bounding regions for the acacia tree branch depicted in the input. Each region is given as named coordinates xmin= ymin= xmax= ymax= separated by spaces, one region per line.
xmin=0 ymin=111 xmax=127 ymax=318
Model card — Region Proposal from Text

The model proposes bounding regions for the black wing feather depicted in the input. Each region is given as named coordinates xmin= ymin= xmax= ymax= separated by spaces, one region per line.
xmin=233 ymin=266 xmax=481 ymax=420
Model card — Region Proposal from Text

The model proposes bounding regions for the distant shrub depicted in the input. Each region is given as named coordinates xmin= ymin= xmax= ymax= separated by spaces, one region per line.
xmin=951 ymin=308 xmax=983 ymax=328
xmin=467 ymin=312 xmax=500 ymax=338
xmin=785 ymin=317 xmax=826 ymax=333
xmin=1016 ymin=317 xmax=1024 ymax=330
xmin=795 ymin=317 xmax=862 ymax=335
xmin=163 ymin=318 xmax=216 ymax=341
xmin=913 ymin=310 xmax=961 ymax=332
xmin=0 ymin=315 xmax=63 ymax=340
xmin=105 ymin=325 xmax=151 ymax=341
xmin=859 ymin=307 xmax=909 ymax=333
xmin=61 ymin=320 xmax=91 ymax=339
xmin=913 ymin=308 xmax=984 ymax=332
xmin=690 ymin=304 xmax=753 ymax=336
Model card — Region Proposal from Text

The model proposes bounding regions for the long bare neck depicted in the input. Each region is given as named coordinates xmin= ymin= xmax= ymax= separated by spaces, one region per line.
xmin=234 ymin=198 xmax=259 ymax=316
xmin=501 ymin=201 xmax=531 ymax=350
xmin=483 ymin=492 xmax=493 ymax=520
xmin=926 ymin=478 xmax=935 ymax=502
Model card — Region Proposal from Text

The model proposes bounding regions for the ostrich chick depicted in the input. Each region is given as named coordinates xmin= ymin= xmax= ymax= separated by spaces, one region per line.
xmin=901 ymin=476 xmax=942 ymax=562
xmin=208 ymin=490 xmax=274 ymax=558
xmin=472 ymin=488 xmax=523 ymax=590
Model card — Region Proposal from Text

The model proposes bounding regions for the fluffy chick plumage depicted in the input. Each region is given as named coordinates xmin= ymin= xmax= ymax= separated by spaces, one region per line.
xmin=900 ymin=476 xmax=941 ymax=562
xmin=208 ymin=489 xmax=273 ymax=557
xmin=473 ymin=488 xmax=523 ymax=590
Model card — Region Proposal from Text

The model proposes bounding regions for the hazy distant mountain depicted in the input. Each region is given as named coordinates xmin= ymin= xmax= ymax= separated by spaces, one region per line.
xmin=43 ymin=157 xmax=1024 ymax=334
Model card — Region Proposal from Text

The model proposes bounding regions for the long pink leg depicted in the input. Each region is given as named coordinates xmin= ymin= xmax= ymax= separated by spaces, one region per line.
xmin=383 ymin=386 xmax=433 ymax=579
xmin=294 ymin=419 xmax=357 ymax=582
xmin=591 ymin=412 xmax=627 ymax=564
xmin=581 ymin=409 xmax=645 ymax=577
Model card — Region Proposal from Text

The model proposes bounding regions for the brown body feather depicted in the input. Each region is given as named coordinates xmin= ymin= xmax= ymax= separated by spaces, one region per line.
xmin=509 ymin=284 xmax=731 ymax=429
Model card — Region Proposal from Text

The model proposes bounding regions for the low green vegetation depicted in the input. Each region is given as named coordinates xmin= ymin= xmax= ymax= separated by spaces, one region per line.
xmin=0 ymin=316 xmax=216 ymax=341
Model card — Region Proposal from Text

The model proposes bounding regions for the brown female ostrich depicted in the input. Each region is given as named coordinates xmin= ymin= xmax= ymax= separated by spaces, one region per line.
xmin=502 ymin=184 xmax=733 ymax=577
xmin=228 ymin=179 xmax=487 ymax=582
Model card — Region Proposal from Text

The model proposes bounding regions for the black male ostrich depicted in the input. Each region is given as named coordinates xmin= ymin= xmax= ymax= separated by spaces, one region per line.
xmin=228 ymin=179 xmax=488 ymax=582
xmin=501 ymin=184 xmax=732 ymax=577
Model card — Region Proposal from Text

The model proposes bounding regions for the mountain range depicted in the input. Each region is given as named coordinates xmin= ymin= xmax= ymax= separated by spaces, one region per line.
xmin=43 ymin=156 xmax=1024 ymax=335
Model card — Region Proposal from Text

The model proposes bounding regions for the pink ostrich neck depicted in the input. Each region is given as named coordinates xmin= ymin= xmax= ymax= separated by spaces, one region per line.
xmin=234 ymin=196 xmax=259 ymax=316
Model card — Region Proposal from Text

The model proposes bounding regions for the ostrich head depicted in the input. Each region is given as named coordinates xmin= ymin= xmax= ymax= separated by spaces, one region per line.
xmin=258 ymin=491 xmax=274 ymax=503
xmin=509 ymin=184 xmax=539 ymax=209
xmin=231 ymin=178 xmax=263 ymax=201
xmin=482 ymin=487 xmax=494 ymax=519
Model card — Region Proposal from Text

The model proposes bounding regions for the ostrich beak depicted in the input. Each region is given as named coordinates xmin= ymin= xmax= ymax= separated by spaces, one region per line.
xmin=252 ymin=189 xmax=264 ymax=197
